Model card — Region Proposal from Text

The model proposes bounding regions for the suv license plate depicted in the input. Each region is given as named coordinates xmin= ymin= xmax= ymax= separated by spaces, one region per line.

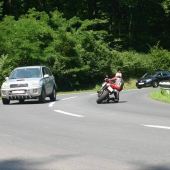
xmin=12 ymin=90 xmax=25 ymax=94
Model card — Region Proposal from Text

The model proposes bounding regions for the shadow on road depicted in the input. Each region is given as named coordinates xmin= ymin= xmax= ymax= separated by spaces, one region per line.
xmin=8 ymin=99 xmax=60 ymax=105
xmin=118 ymin=101 xmax=127 ymax=104
xmin=138 ymin=165 xmax=170 ymax=170
xmin=1 ymin=159 xmax=170 ymax=170
xmin=100 ymin=100 xmax=128 ymax=104
xmin=132 ymin=162 xmax=170 ymax=170
xmin=0 ymin=154 xmax=77 ymax=170
xmin=0 ymin=159 xmax=31 ymax=170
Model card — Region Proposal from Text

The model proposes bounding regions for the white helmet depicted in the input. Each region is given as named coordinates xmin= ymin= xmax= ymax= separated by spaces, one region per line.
xmin=115 ymin=72 xmax=122 ymax=78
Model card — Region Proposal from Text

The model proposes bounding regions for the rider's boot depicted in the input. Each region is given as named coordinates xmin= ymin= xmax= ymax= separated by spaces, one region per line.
xmin=114 ymin=91 xmax=119 ymax=102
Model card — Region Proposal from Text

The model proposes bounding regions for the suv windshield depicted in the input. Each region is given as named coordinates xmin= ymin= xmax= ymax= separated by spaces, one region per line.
xmin=9 ymin=68 xmax=42 ymax=79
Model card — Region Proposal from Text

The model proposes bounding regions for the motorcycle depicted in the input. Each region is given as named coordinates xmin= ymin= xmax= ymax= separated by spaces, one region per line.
xmin=96 ymin=78 xmax=120 ymax=104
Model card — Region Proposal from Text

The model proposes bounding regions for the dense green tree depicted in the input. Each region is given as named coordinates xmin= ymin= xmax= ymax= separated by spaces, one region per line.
xmin=162 ymin=0 xmax=170 ymax=14
xmin=0 ymin=9 xmax=114 ymax=89
xmin=0 ymin=0 xmax=170 ymax=51
xmin=0 ymin=1 xmax=170 ymax=90
xmin=0 ymin=0 xmax=3 ymax=18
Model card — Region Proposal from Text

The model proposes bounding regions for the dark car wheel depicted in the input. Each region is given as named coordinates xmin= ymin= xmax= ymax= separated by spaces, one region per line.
xmin=2 ymin=98 xmax=10 ymax=105
xmin=153 ymin=81 xmax=159 ymax=88
xmin=136 ymin=84 xmax=142 ymax=89
xmin=49 ymin=88 xmax=56 ymax=101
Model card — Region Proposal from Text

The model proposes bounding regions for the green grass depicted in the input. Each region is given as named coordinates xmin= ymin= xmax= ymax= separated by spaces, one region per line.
xmin=124 ymin=78 xmax=137 ymax=90
xmin=150 ymin=90 xmax=170 ymax=104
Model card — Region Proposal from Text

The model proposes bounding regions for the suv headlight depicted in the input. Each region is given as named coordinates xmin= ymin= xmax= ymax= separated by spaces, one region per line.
xmin=31 ymin=80 xmax=43 ymax=87
xmin=1 ymin=82 xmax=9 ymax=89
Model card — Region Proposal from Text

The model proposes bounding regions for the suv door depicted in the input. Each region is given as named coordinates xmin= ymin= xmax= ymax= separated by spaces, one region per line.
xmin=42 ymin=67 xmax=51 ymax=95
xmin=45 ymin=67 xmax=54 ymax=94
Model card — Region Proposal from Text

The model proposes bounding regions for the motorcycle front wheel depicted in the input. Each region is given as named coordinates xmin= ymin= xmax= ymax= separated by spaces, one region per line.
xmin=96 ymin=90 xmax=109 ymax=104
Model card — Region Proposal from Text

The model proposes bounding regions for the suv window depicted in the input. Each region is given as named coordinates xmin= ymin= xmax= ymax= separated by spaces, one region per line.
xmin=42 ymin=67 xmax=52 ymax=77
xmin=46 ymin=67 xmax=52 ymax=76
xmin=42 ymin=67 xmax=47 ymax=76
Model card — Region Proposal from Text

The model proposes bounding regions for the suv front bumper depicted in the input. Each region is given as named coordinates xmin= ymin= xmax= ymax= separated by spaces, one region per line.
xmin=1 ymin=87 xmax=42 ymax=100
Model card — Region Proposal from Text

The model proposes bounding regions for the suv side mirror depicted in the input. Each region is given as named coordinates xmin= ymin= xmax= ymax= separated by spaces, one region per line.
xmin=44 ymin=74 xmax=49 ymax=78
xmin=5 ymin=77 xmax=9 ymax=81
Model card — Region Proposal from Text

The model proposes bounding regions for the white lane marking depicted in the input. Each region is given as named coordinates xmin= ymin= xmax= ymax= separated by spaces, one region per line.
xmin=54 ymin=110 xmax=84 ymax=118
xmin=61 ymin=96 xmax=77 ymax=101
xmin=48 ymin=102 xmax=56 ymax=107
xmin=143 ymin=124 xmax=170 ymax=130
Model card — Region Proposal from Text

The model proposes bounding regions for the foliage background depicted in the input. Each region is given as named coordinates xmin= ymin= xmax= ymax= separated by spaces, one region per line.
xmin=0 ymin=0 xmax=170 ymax=90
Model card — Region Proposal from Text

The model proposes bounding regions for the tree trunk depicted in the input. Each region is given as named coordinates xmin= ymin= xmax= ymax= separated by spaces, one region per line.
xmin=3 ymin=0 xmax=12 ymax=15
xmin=87 ymin=0 xmax=97 ymax=19
xmin=128 ymin=7 xmax=133 ymax=47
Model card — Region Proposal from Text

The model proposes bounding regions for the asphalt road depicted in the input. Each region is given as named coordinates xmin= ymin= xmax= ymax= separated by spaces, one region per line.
xmin=0 ymin=88 xmax=170 ymax=170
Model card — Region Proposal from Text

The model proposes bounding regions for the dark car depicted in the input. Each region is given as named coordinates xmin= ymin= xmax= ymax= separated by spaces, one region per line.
xmin=136 ymin=71 xmax=170 ymax=89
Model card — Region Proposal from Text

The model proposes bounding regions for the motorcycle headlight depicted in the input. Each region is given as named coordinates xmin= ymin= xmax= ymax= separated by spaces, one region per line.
xmin=102 ymin=82 xmax=107 ymax=87
xmin=145 ymin=79 xmax=152 ymax=82
xmin=31 ymin=82 xmax=39 ymax=86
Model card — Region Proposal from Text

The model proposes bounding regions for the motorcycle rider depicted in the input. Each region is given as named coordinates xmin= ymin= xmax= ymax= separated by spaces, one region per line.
xmin=115 ymin=70 xmax=122 ymax=78
xmin=108 ymin=70 xmax=124 ymax=101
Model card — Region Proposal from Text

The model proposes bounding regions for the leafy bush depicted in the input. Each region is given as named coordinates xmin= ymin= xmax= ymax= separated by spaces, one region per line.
xmin=149 ymin=46 xmax=170 ymax=71
xmin=0 ymin=54 xmax=11 ymax=83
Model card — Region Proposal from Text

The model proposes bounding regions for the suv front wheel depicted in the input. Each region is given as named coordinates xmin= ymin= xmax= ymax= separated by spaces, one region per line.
xmin=49 ymin=88 xmax=56 ymax=101
xmin=2 ymin=98 xmax=10 ymax=105
xmin=39 ymin=88 xmax=46 ymax=103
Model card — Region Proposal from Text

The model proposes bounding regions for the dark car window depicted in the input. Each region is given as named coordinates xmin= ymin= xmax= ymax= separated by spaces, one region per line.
xmin=153 ymin=72 xmax=161 ymax=77
xmin=142 ymin=73 xmax=152 ymax=78
xmin=162 ymin=72 xmax=168 ymax=76
xmin=157 ymin=73 xmax=162 ymax=77
xmin=142 ymin=73 xmax=148 ymax=78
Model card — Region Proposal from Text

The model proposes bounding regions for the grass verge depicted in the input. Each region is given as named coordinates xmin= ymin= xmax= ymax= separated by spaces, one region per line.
xmin=150 ymin=90 xmax=170 ymax=104
xmin=124 ymin=78 xmax=137 ymax=90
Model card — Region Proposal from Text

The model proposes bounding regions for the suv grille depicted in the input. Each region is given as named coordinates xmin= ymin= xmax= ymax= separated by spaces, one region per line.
xmin=10 ymin=84 xmax=28 ymax=88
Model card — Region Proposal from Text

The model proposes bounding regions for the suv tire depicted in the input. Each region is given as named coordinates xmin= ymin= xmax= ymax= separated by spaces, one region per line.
xmin=2 ymin=98 xmax=10 ymax=105
xmin=49 ymin=88 xmax=56 ymax=101
xmin=39 ymin=88 xmax=46 ymax=103
xmin=19 ymin=99 xmax=25 ymax=104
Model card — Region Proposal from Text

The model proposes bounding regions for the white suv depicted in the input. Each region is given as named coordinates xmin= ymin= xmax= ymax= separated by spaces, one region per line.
xmin=1 ymin=66 xmax=57 ymax=104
